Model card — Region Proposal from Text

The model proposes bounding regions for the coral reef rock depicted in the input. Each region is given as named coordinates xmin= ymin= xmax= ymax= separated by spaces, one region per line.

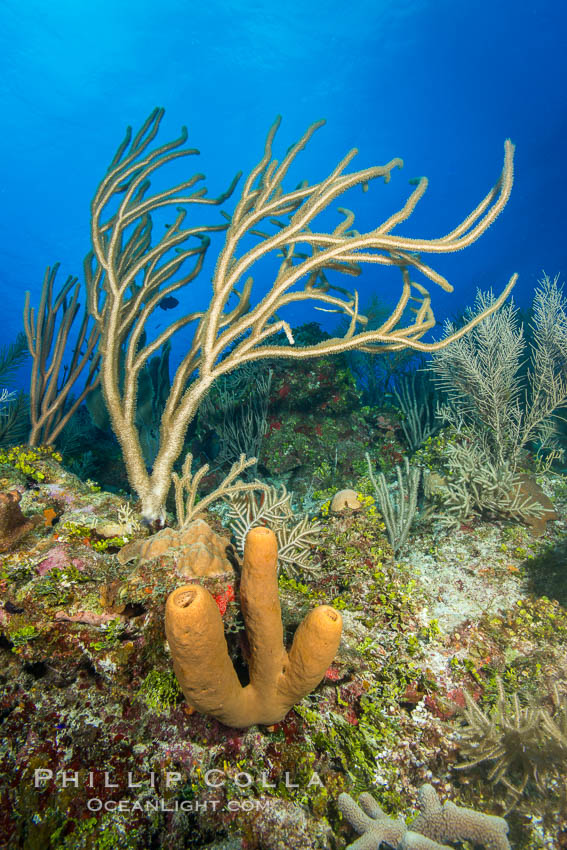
xmin=330 ymin=489 xmax=361 ymax=513
xmin=118 ymin=518 xmax=235 ymax=577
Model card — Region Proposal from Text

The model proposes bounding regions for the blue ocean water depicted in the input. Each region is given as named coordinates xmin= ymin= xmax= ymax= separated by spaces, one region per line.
xmin=1 ymin=0 xmax=565 ymax=385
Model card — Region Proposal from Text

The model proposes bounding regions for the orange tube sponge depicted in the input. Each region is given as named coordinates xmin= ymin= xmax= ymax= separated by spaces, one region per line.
xmin=165 ymin=526 xmax=342 ymax=727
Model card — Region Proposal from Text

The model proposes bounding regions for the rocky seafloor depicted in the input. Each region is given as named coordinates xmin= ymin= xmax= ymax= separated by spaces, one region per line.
xmin=1 ymin=358 xmax=567 ymax=849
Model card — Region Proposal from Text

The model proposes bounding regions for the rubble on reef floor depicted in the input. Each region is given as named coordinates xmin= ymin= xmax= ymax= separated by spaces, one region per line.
xmin=0 ymin=448 xmax=566 ymax=849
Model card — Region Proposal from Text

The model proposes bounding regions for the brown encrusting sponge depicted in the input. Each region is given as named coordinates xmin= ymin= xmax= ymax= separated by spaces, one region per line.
xmin=165 ymin=525 xmax=343 ymax=727
xmin=0 ymin=490 xmax=41 ymax=553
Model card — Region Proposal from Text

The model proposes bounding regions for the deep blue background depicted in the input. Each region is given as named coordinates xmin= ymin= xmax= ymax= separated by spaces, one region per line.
xmin=1 ymin=0 xmax=565 ymax=384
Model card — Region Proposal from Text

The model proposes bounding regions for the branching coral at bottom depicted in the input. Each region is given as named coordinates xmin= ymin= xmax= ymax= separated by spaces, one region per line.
xmin=165 ymin=525 xmax=342 ymax=727
xmin=338 ymin=784 xmax=510 ymax=850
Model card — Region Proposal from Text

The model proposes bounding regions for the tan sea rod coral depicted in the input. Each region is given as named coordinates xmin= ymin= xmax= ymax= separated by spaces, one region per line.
xmin=86 ymin=108 xmax=517 ymax=523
